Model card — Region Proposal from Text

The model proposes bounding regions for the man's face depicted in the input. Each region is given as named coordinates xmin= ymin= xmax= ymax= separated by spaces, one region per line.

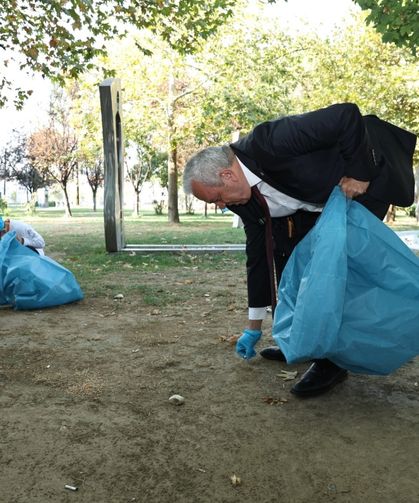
xmin=191 ymin=162 xmax=251 ymax=209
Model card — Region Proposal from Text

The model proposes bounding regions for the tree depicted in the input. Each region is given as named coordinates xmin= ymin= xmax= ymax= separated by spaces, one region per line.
xmin=103 ymin=34 xmax=207 ymax=223
xmin=28 ymin=125 xmax=78 ymax=216
xmin=353 ymin=0 xmax=418 ymax=54
xmin=126 ymin=139 xmax=167 ymax=216
xmin=27 ymin=88 xmax=79 ymax=216
xmin=191 ymin=15 xmax=305 ymax=145
xmin=71 ymin=2 xmax=418 ymax=225
xmin=83 ymin=156 xmax=104 ymax=212
xmin=13 ymin=160 xmax=51 ymax=207
xmin=289 ymin=12 xmax=418 ymax=149
xmin=0 ymin=0 xmax=236 ymax=109
xmin=0 ymin=133 xmax=26 ymax=197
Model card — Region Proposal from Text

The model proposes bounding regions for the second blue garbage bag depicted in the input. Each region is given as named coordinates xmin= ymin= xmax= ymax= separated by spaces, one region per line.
xmin=272 ymin=187 xmax=419 ymax=375
xmin=0 ymin=231 xmax=84 ymax=310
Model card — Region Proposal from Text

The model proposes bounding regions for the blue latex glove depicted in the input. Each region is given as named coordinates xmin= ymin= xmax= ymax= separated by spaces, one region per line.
xmin=236 ymin=329 xmax=262 ymax=360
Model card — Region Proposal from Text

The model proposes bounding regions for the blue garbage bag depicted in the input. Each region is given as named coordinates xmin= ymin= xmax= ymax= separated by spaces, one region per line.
xmin=0 ymin=231 xmax=84 ymax=310
xmin=272 ymin=187 xmax=419 ymax=375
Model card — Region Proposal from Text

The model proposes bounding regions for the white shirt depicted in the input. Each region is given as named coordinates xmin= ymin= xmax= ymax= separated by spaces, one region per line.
xmin=239 ymin=159 xmax=323 ymax=217
xmin=237 ymin=157 xmax=323 ymax=320
xmin=9 ymin=220 xmax=45 ymax=255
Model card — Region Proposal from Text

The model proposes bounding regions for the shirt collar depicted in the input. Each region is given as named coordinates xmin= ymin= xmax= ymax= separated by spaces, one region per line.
xmin=235 ymin=156 xmax=261 ymax=187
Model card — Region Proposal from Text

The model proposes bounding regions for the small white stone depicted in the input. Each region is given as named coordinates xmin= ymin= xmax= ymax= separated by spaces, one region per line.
xmin=113 ymin=293 xmax=124 ymax=299
xmin=169 ymin=394 xmax=185 ymax=405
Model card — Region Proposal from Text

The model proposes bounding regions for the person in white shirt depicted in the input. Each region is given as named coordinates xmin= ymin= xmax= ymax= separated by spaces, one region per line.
xmin=0 ymin=216 xmax=45 ymax=255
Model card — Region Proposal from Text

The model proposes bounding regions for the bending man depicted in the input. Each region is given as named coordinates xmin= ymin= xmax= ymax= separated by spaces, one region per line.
xmin=183 ymin=103 xmax=416 ymax=397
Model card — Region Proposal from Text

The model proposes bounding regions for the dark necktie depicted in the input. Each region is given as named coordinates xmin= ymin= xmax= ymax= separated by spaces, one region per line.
xmin=251 ymin=185 xmax=277 ymax=314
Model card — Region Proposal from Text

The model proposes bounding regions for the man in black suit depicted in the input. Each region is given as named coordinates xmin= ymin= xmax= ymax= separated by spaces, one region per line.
xmin=183 ymin=103 xmax=417 ymax=397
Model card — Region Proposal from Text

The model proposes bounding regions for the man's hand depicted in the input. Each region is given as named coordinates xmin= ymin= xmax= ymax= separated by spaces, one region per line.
xmin=339 ymin=177 xmax=370 ymax=199
xmin=236 ymin=329 xmax=262 ymax=360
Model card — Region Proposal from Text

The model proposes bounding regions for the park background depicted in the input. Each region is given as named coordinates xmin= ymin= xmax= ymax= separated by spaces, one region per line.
xmin=0 ymin=1 xmax=418 ymax=502
xmin=0 ymin=0 xmax=417 ymax=223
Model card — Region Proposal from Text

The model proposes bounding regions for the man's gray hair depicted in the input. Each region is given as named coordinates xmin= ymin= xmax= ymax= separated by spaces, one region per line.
xmin=183 ymin=145 xmax=235 ymax=194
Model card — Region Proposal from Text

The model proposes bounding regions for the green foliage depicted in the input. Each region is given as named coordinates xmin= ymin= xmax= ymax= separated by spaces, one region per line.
xmin=191 ymin=12 xmax=306 ymax=144
xmin=289 ymin=12 xmax=418 ymax=156
xmin=127 ymin=136 xmax=168 ymax=190
xmin=0 ymin=131 xmax=26 ymax=180
xmin=69 ymin=3 xmax=418 ymax=223
xmin=0 ymin=0 xmax=236 ymax=109
xmin=354 ymin=1 xmax=418 ymax=54
xmin=0 ymin=197 xmax=8 ymax=212
xmin=25 ymin=197 xmax=37 ymax=216
xmin=13 ymin=162 xmax=51 ymax=195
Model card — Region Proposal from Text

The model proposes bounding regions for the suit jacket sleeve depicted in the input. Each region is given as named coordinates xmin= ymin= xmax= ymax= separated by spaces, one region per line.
xmin=244 ymin=218 xmax=272 ymax=308
xmin=229 ymin=199 xmax=272 ymax=308
xmin=249 ymin=103 xmax=379 ymax=181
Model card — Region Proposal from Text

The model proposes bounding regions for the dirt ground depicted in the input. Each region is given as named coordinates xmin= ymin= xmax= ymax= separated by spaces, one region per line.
xmin=1 ymin=264 xmax=418 ymax=503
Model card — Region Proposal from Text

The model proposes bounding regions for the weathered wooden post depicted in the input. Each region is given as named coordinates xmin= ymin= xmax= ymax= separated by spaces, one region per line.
xmin=99 ymin=78 xmax=125 ymax=252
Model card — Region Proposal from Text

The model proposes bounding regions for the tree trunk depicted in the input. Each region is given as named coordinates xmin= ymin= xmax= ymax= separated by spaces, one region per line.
xmin=62 ymin=185 xmax=73 ymax=217
xmin=136 ymin=190 xmax=140 ymax=215
xmin=385 ymin=204 xmax=396 ymax=223
xmin=76 ymin=165 xmax=80 ymax=206
xmin=93 ymin=189 xmax=97 ymax=212
xmin=44 ymin=187 xmax=49 ymax=208
xmin=168 ymin=147 xmax=179 ymax=223
xmin=167 ymin=67 xmax=179 ymax=224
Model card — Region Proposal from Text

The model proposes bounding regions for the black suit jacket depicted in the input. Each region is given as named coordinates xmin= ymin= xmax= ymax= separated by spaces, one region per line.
xmin=227 ymin=103 xmax=417 ymax=309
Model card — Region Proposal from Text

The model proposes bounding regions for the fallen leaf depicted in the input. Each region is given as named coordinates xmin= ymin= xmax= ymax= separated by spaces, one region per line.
xmin=227 ymin=334 xmax=240 ymax=346
xmin=230 ymin=474 xmax=241 ymax=486
xmin=276 ymin=370 xmax=298 ymax=381
xmin=262 ymin=396 xmax=288 ymax=405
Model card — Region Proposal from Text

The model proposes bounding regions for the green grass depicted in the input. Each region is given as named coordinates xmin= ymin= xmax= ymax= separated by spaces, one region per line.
xmin=2 ymin=205 xmax=418 ymax=300
xmin=1 ymin=207 xmax=248 ymax=299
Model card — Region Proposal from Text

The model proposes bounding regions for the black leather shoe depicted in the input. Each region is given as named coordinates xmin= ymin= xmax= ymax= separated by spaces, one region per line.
xmin=291 ymin=359 xmax=348 ymax=397
xmin=260 ymin=346 xmax=286 ymax=362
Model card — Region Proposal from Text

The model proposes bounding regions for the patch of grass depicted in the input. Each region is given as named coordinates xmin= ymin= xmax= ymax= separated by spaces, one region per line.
xmin=3 ymin=205 xmax=417 ymax=295
xmin=1 ymin=207 xmax=247 ymax=296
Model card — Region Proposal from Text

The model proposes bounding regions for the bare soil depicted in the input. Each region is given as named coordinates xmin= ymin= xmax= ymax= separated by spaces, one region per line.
xmin=1 ymin=265 xmax=418 ymax=503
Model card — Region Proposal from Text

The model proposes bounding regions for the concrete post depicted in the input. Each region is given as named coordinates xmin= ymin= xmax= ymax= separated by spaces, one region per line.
xmin=99 ymin=78 xmax=125 ymax=252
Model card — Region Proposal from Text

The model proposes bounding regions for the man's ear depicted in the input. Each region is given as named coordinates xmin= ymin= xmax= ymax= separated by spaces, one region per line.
xmin=219 ymin=168 xmax=236 ymax=182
